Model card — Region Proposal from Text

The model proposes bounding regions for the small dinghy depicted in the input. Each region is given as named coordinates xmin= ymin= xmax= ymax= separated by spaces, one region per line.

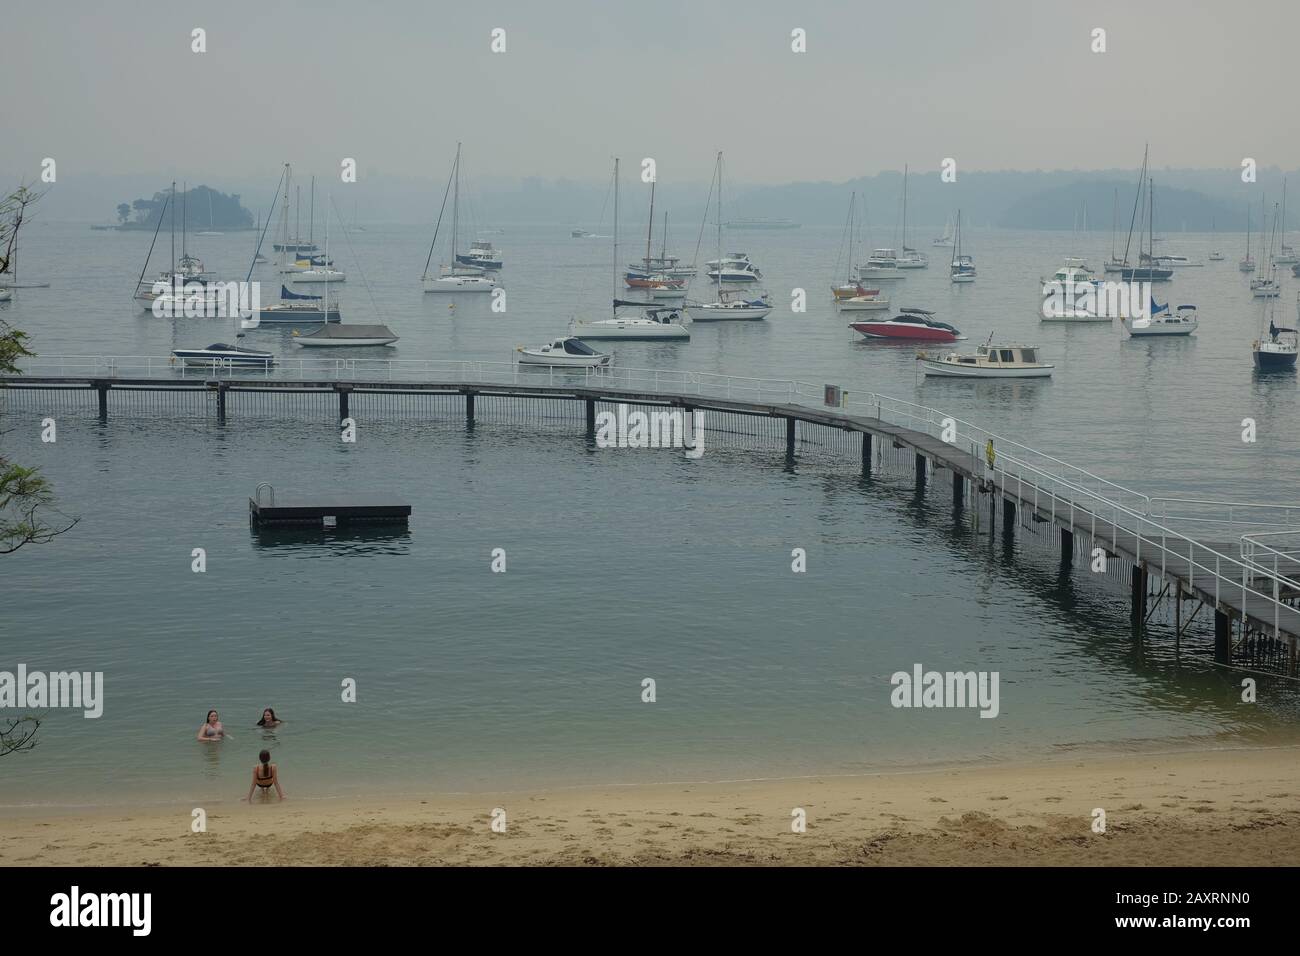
xmin=172 ymin=340 xmax=275 ymax=369
xmin=293 ymin=323 xmax=399 ymax=347
xmin=516 ymin=336 xmax=611 ymax=367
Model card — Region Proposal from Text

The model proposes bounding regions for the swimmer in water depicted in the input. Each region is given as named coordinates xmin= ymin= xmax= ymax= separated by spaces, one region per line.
xmin=257 ymin=707 xmax=282 ymax=729
xmin=245 ymin=749 xmax=285 ymax=802
xmin=197 ymin=709 xmax=226 ymax=742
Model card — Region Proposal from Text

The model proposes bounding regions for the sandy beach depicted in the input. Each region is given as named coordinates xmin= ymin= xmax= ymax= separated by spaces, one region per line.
xmin=4 ymin=746 xmax=1300 ymax=866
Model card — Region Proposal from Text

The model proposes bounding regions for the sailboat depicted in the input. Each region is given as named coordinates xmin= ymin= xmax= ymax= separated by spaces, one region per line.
xmin=272 ymin=179 xmax=318 ymax=254
xmin=256 ymin=164 xmax=341 ymax=326
xmin=1119 ymin=150 xmax=1172 ymax=281
xmin=1252 ymin=229 xmax=1297 ymax=369
xmin=195 ymin=189 xmax=223 ymax=237
xmin=1240 ymin=204 xmax=1255 ymax=272
xmin=1208 ymin=219 xmax=1224 ymax=260
xmin=932 ymin=215 xmax=955 ymax=247
xmin=1274 ymin=177 xmax=1297 ymax=265
xmin=134 ymin=182 xmax=221 ymax=314
xmin=292 ymin=191 xmax=346 ymax=284
xmin=831 ymin=193 xmax=888 ymax=309
xmin=422 ymin=143 xmax=498 ymax=294
xmin=1103 ymin=188 xmax=1126 ymax=273
xmin=950 ymin=210 xmax=975 ymax=282
xmin=1252 ymin=204 xmax=1282 ymax=297
xmin=571 ymin=158 xmax=689 ymax=341
xmin=688 ymin=152 xmax=772 ymax=320
xmin=896 ymin=166 xmax=928 ymax=268
xmin=624 ymin=179 xmax=685 ymax=293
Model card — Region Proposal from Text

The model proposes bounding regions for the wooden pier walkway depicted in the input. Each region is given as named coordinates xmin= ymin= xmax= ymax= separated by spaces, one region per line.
xmin=5 ymin=361 xmax=1298 ymax=671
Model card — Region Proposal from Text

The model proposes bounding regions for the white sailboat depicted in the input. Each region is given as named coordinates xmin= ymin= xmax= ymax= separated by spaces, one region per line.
xmin=422 ymin=143 xmax=498 ymax=294
xmin=1274 ymin=177 xmax=1297 ymax=264
xmin=932 ymin=215 xmax=955 ymax=246
xmin=257 ymin=164 xmax=341 ymax=326
xmin=896 ymin=165 xmax=927 ymax=268
xmin=571 ymin=157 xmax=690 ymax=341
xmin=1252 ymin=204 xmax=1282 ymax=298
xmin=950 ymin=210 xmax=975 ymax=282
xmin=1240 ymin=204 xmax=1255 ymax=272
xmin=688 ymin=152 xmax=772 ymax=321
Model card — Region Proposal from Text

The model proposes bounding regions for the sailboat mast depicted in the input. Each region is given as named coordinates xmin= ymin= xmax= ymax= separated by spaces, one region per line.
xmin=452 ymin=143 xmax=461 ymax=266
xmin=1283 ymin=177 xmax=1289 ymax=255
xmin=309 ymin=176 xmax=315 ymax=245
xmin=1111 ymin=188 xmax=1117 ymax=261
xmin=182 ymin=182 xmax=187 ymax=260
xmin=644 ymin=178 xmax=656 ymax=267
xmin=295 ymin=186 xmax=300 ymax=245
xmin=169 ymin=181 xmax=176 ymax=273
xmin=613 ymin=157 xmax=619 ymax=302
xmin=902 ymin=165 xmax=908 ymax=249
xmin=848 ymin=192 xmax=855 ymax=284
xmin=716 ymin=152 xmax=723 ymax=286
xmin=661 ymin=212 xmax=668 ymax=261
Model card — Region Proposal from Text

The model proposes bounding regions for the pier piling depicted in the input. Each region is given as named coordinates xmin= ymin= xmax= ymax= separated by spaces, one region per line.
xmin=915 ymin=453 xmax=927 ymax=490
xmin=336 ymin=385 xmax=351 ymax=421
xmin=586 ymin=398 xmax=596 ymax=435
xmin=1060 ymin=528 xmax=1074 ymax=566
xmin=785 ymin=418 xmax=796 ymax=459
xmin=1214 ymin=609 xmax=1232 ymax=664
xmin=1130 ymin=565 xmax=1148 ymax=627
xmin=1002 ymin=498 xmax=1015 ymax=538
xmin=465 ymin=391 xmax=476 ymax=427
xmin=861 ymin=432 xmax=872 ymax=475
xmin=93 ymin=380 xmax=109 ymax=420
xmin=952 ymin=472 xmax=963 ymax=508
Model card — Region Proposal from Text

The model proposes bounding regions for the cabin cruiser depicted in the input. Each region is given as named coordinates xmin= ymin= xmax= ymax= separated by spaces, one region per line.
xmin=516 ymin=336 xmax=611 ymax=367
xmin=292 ymin=323 xmax=399 ymax=347
xmin=917 ymin=342 xmax=1053 ymax=378
xmin=571 ymin=307 xmax=690 ymax=341
xmin=1251 ymin=278 xmax=1281 ymax=298
xmin=850 ymin=308 xmax=961 ymax=342
xmin=686 ymin=290 xmax=772 ymax=321
xmin=171 ymin=341 xmax=275 ymax=369
xmin=1124 ymin=302 xmax=1198 ymax=337
xmin=835 ymin=289 xmax=890 ymax=311
xmin=1253 ymin=320 xmax=1298 ymax=370
xmin=457 ymin=239 xmax=503 ymax=271
xmin=858 ymin=248 xmax=904 ymax=282
xmin=705 ymin=253 xmax=762 ymax=283
xmin=1040 ymin=260 xmax=1112 ymax=321
xmin=897 ymin=247 xmax=928 ymax=269
xmin=273 ymin=239 xmax=319 ymax=254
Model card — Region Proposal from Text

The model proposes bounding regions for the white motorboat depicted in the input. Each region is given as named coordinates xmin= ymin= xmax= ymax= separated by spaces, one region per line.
xmin=706 ymin=252 xmax=762 ymax=283
xmin=171 ymin=340 xmax=275 ymax=369
xmin=835 ymin=289 xmax=890 ymax=311
xmin=687 ymin=289 xmax=772 ymax=321
xmin=1209 ymin=252 xmax=1225 ymax=261
xmin=571 ymin=308 xmax=689 ymax=341
xmin=457 ymin=238 xmax=502 ymax=271
xmin=1252 ymin=279 xmax=1280 ymax=297
xmin=422 ymin=143 xmax=499 ymax=294
xmin=1124 ymin=303 xmax=1198 ymax=336
xmin=858 ymin=248 xmax=904 ymax=282
xmin=917 ymin=342 xmax=1053 ymax=378
xmin=516 ymin=336 xmax=611 ymax=367
xmin=293 ymin=323 xmax=399 ymax=347
xmin=1040 ymin=259 xmax=1112 ymax=321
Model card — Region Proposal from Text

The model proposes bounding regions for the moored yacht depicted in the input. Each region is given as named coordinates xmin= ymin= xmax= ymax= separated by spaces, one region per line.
xmin=457 ymin=238 xmax=503 ymax=271
xmin=850 ymin=308 xmax=961 ymax=342
xmin=1124 ymin=302 xmax=1198 ymax=336
xmin=1253 ymin=320 xmax=1298 ymax=370
xmin=172 ymin=340 xmax=275 ymax=369
xmin=706 ymin=252 xmax=762 ymax=283
xmin=292 ymin=324 xmax=399 ymax=347
xmin=516 ymin=336 xmax=611 ymax=367
xmin=571 ymin=306 xmax=690 ymax=341
xmin=835 ymin=289 xmax=890 ymax=311
xmin=917 ymin=342 xmax=1053 ymax=378
xmin=858 ymin=248 xmax=904 ymax=282
xmin=686 ymin=289 xmax=772 ymax=321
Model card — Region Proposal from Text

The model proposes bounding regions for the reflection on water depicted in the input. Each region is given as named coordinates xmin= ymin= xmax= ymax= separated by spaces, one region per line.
xmin=251 ymin=525 xmax=413 ymax=554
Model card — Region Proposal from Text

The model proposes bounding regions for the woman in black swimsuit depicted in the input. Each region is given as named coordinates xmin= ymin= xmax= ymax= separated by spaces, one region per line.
xmin=245 ymin=749 xmax=285 ymax=802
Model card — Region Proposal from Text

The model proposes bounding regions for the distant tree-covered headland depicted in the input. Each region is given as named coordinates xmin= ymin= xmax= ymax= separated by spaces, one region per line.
xmin=115 ymin=185 xmax=253 ymax=231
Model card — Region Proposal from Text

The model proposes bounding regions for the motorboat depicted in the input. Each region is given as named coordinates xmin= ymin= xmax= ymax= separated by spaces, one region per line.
xmin=1152 ymin=254 xmax=1201 ymax=267
xmin=1208 ymin=251 xmax=1225 ymax=261
xmin=171 ymin=341 xmax=275 ymax=369
xmin=850 ymin=308 xmax=962 ymax=342
xmin=627 ymin=255 xmax=696 ymax=281
xmin=516 ymin=336 xmax=611 ymax=366
xmin=1040 ymin=260 xmax=1112 ymax=321
xmin=1124 ymin=302 xmax=1198 ymax=336
xmin=293 ymin=323 xmax=399 ymax=347
xmin=687 ymin=290 xmax=772 ymax=321
xmin=571 ymin=307 xmax=689 ymax=341
xmin=706 ymin=252 xmax=762 ymax=283
xmin=0 ymin=289 xmax=12 ymax=302
xmin=897 ymin=248 xmax=928 ymax=269
xmin=858 ymin=248 xmax=904 ymax=282
xmin=835 ymin=289 xmax=890 ymax=311
xmin=1252 ymin=279 xmax=1280 ymax=298
xmin=572 ymin=229 xmax=595 ymax=238
xmin=917 ymin=342 xmax=1053 ymax=378
xmin=457 ymin=239 xmax=502 ymax=271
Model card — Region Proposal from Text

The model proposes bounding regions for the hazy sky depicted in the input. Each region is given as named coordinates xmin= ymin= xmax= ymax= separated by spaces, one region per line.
xmin=4 ymin=0 xmax=1298 ymax=187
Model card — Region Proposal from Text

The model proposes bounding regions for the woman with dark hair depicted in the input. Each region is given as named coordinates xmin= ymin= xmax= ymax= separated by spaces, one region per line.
xmin=256 ymin=708 xmax=282 ymax=728
xmin=196 ymin=709 xmax=226 ymax=741
xmin=245 ymin=749 xmax=285 ymax=802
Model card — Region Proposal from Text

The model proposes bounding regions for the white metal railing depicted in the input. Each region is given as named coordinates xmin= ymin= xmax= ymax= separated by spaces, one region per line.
xmin=7 ymin=353 xmax=1300 ymax=635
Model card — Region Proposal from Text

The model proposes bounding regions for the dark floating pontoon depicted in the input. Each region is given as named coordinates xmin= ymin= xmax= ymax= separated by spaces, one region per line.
xmin=249 ymin=483 xmax=411 ymax=528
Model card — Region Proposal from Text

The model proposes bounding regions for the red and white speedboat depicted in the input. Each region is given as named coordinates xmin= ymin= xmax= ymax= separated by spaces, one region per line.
xmin=849 ymin=307 xmax=963 ymax=342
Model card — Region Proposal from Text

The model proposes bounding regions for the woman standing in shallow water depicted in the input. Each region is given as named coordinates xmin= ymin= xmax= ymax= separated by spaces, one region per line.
xmin=196 ymin=710 xmax=226 ymax=741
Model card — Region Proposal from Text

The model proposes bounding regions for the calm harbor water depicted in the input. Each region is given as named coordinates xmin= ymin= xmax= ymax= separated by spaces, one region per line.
xmin=2 ymin=219 xmax=1298 ymax=807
